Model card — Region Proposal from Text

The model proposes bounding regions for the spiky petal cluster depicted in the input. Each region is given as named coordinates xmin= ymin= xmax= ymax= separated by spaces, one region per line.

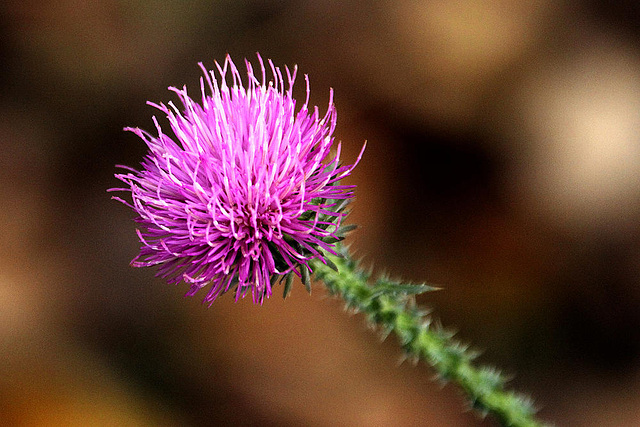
xmin=112 ymin=55 xmax=364 ymax=304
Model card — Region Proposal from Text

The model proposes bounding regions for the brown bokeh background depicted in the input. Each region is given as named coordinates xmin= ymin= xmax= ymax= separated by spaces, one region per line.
xmin=3 ymin=1 xmax=640 ymax=425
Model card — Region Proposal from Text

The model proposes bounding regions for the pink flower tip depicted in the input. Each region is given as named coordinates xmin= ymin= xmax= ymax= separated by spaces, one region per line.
xmin=112 ymin=54 xmax=364 ymax=305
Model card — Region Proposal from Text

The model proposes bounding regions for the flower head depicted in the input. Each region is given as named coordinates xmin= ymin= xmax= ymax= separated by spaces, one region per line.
xmin=112 ymin=54 xmax=364 ymax=304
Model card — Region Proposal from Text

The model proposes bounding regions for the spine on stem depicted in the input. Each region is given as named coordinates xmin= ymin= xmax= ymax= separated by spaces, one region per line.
xmin=311 ymin=245 xmax=546 ymax=427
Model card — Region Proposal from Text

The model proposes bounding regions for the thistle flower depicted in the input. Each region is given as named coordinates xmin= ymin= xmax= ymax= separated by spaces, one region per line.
xmin=111 ymin=55 xmax=548 ymax=427
xmin=111 ymin=54 xmax=364 ymax=304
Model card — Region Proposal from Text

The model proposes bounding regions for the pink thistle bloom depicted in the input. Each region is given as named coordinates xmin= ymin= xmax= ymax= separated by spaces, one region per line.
xmin=111 ymin=54 xmax=364 ymax=304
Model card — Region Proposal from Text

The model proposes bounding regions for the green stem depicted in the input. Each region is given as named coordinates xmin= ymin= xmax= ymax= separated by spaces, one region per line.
xmin=310 ymin=246 xmax=548 ymax=427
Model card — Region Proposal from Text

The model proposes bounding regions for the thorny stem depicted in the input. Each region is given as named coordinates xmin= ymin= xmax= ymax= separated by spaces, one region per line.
xmin=310 ymin=245 xmax=548 ymax=427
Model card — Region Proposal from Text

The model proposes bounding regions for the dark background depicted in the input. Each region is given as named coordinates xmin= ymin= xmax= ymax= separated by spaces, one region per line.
xmin=2 ymin=1 xmax=640 ymax=425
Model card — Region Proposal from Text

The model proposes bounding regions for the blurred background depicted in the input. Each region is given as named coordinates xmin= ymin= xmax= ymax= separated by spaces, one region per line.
xmin=2 ymin=1 xmax=640 ymax=425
